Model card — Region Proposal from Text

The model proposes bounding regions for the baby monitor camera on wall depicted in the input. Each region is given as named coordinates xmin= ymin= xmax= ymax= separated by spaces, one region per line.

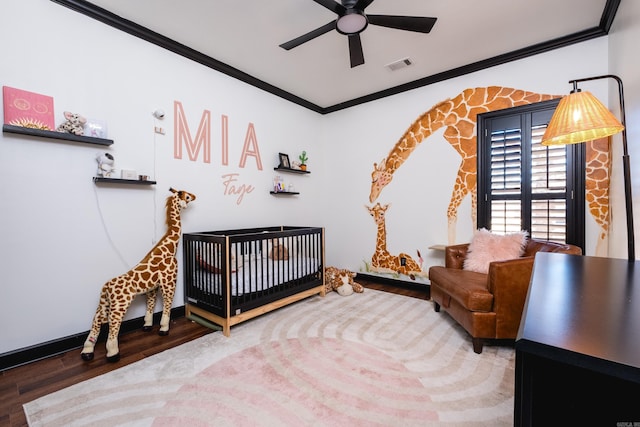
xmin=153 ymin=109 xmax=165 ymax=120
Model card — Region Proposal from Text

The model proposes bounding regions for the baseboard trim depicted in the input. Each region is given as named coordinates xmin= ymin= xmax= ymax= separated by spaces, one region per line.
xmin=0 ymin=306 xmax=185 ymax=372
xmin=356 ymin=273 xmax=430 ymax=292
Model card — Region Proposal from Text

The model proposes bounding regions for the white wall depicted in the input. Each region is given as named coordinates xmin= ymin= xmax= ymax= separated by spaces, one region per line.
xmin=608 ymin=0 xmax=640 ymax=260
xmin=1 ymin=0 xmax=636 ymax=357
xmin=0 ymin=0 xmax=324 ymax=354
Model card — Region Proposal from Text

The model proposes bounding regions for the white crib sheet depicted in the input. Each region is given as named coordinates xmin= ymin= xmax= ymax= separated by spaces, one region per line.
xmin=199 ymin=256 xmax=319 ymax=296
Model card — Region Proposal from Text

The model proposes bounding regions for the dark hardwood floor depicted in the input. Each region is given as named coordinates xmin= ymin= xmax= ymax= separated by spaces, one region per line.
xmin=0 ymin=280 xmax=428 ymax=426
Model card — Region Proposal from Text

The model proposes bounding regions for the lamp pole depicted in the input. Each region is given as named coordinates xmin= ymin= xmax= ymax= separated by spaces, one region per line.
xmin=571 ymin=75 xmax=634 ymax=261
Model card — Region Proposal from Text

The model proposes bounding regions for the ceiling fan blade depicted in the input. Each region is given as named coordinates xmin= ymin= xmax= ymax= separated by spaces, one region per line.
xmin=348 ymin=33 xmax=365 ymax=68
xmin=354 ymin=0 xmax=375 ymax=11
xmin=279 ymin=21 xmax=336 ymax=50
xmin=313 ymin=0 xmax=346 ymax=15
xmin=367 ymin=15 xmax=437 ymax=33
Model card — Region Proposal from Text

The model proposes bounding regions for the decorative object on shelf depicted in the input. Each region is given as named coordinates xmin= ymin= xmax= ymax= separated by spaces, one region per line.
xmin=278 ymin=152 xmax=291 ymax=169
xmin=80 ymin=187 xmax=196 ymax=362
xmin=96 ymin=152 xmax=115 ymax=178
xmin=273 ymin=174 xmax=286 ymax=192
xmin=542 ymin=74 xmax=635 ymax=262
xmin=298 ymin=150 xmax=308 ymax=171
xmin=56 ymin=111 xmax=87 ymax=136
xmin=270 ymin=176 xmax=299 ymax=195
xmin=121 ymin=169 xmax=137 ymax=180
xmin=2 ymin=86 xmax=55 ymax=130
xmin=84 ymin=118 xmax=108 ymax=138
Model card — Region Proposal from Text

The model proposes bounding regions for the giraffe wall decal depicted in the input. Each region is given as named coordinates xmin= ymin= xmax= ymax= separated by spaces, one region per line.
xmin=585 ymin=137 xmax=611 ymax=255
xmin=81 ymin=187 xmax=196 ymax=362
xmin=369 ymin=86 xmax=612 ymax=247
xmin=369 ymin=87 xmax=558 ymax=244
xmin=366 ymin=202 xmax=425 ymax=280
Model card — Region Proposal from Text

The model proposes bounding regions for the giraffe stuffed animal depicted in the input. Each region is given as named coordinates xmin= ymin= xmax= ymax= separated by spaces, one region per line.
xmin=324 ymin=266 xmax=364 ymax=296
xmin=81 ymin=188 xmax=196 ymax=362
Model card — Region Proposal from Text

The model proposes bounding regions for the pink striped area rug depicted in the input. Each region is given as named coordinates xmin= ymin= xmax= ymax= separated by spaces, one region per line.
xmin=24 ymin=290 xmax=515 ymax=426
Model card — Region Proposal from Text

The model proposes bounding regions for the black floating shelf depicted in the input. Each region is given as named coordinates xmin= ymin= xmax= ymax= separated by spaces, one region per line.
xmin=270 ymin=191 xmax=299 ymax=195
xmin=93 ymin=177 xmax=156 ymax=185
xmin=3 ymin=124 xmax=114 ymax=146
xmin=274 ymin=166 xmax=310 ymax=174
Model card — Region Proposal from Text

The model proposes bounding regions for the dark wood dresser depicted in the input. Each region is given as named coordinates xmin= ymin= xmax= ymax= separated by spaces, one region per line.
xmin=515 ymin=252 xmax=640 ymax=426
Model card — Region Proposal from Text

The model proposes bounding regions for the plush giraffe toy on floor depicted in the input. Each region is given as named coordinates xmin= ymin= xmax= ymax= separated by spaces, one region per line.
xmin=81 ymin=188 xmax=196 ymax=362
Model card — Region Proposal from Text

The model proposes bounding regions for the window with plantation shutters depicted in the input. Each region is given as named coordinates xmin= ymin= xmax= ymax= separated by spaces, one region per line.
xmin=477 ymin=99 xmax=585 ymax=250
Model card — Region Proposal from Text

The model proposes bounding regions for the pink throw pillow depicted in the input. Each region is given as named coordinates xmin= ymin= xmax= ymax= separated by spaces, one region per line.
xmin=463 ymin=228 xmax=528 ymax=274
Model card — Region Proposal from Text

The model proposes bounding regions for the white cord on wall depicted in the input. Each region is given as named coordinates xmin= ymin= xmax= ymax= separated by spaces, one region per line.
xmin=152 ymin=114 xmax=160 ymax=246
xmin=93 ymin=183 xmax=131 ymax=270
xmin=91 ymin=110 xmax=164 ymax=270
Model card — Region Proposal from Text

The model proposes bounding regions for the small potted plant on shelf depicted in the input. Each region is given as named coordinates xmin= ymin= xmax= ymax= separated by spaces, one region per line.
xmin=298 ymin=151 xmax=309 ymax=171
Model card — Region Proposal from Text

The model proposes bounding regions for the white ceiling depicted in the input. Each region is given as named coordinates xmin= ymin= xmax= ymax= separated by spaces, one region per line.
xmin=73 ymin=0 xmax=614 ymax=112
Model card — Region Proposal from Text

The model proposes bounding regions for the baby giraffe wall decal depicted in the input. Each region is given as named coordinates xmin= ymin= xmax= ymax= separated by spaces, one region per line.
xmin=366 ymin=202 xmax=425 ymax=280
xmin=81 ymin=188 xmax=196 ymax=362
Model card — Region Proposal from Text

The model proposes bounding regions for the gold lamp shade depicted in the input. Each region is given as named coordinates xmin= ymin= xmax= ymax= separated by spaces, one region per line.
xmin=541 ymin=90 xmax=625 ymax=146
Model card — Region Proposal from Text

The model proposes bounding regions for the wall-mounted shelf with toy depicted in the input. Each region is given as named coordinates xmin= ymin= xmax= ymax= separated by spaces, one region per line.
xmin=270 ymin=190 xmax=299 ymax=196
xmin=93 ymin=153 xmax=154 ymax=186
xmin=93 ymin=177 xmax=156 ymax=186
xmin=271 ymin=175 xmax=299 ymax=195
xmin=2 ymin=86 xmax=113 ymax=146
xmin=275 ymin=152 xmax=310 ymax=173
xmin=2 ymin=124 xmax=114 ymax=146
xmin=271 ymin=152 xmax=309 ymax=196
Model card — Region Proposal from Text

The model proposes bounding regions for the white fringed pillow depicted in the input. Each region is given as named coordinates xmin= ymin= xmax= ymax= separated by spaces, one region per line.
xmin=463 ymin=228 xmax=528 ymax=274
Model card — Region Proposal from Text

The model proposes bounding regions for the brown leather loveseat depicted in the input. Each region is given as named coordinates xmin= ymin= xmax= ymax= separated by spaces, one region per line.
xmin=428 ymin=239 xmax=582 ymax=353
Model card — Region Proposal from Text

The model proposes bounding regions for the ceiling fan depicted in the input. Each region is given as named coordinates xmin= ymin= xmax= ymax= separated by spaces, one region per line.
xmin=279 ymin=0 xmax=437 ymax=68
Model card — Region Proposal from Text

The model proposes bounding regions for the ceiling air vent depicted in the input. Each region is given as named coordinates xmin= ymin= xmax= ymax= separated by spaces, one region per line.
xmin=385 ymin=58 xmax=412 ymax=71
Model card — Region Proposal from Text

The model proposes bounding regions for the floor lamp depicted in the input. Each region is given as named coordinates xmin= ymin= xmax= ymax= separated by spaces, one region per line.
xmin=541 ymin=74 xmax=635 ymax=261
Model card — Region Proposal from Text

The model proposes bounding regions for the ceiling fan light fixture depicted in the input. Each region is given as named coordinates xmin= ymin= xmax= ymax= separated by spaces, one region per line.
xmin=279 ymin=1 xmax=437 ymax=68
xmin=336 ymin=9 xmax=368 ymax=35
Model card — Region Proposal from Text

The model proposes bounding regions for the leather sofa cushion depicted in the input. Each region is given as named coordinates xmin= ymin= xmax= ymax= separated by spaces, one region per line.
xmin=429 ymin=266 xmax=493 ymax=312
xmin=523 ymin=240 xmax=582 ymax=257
